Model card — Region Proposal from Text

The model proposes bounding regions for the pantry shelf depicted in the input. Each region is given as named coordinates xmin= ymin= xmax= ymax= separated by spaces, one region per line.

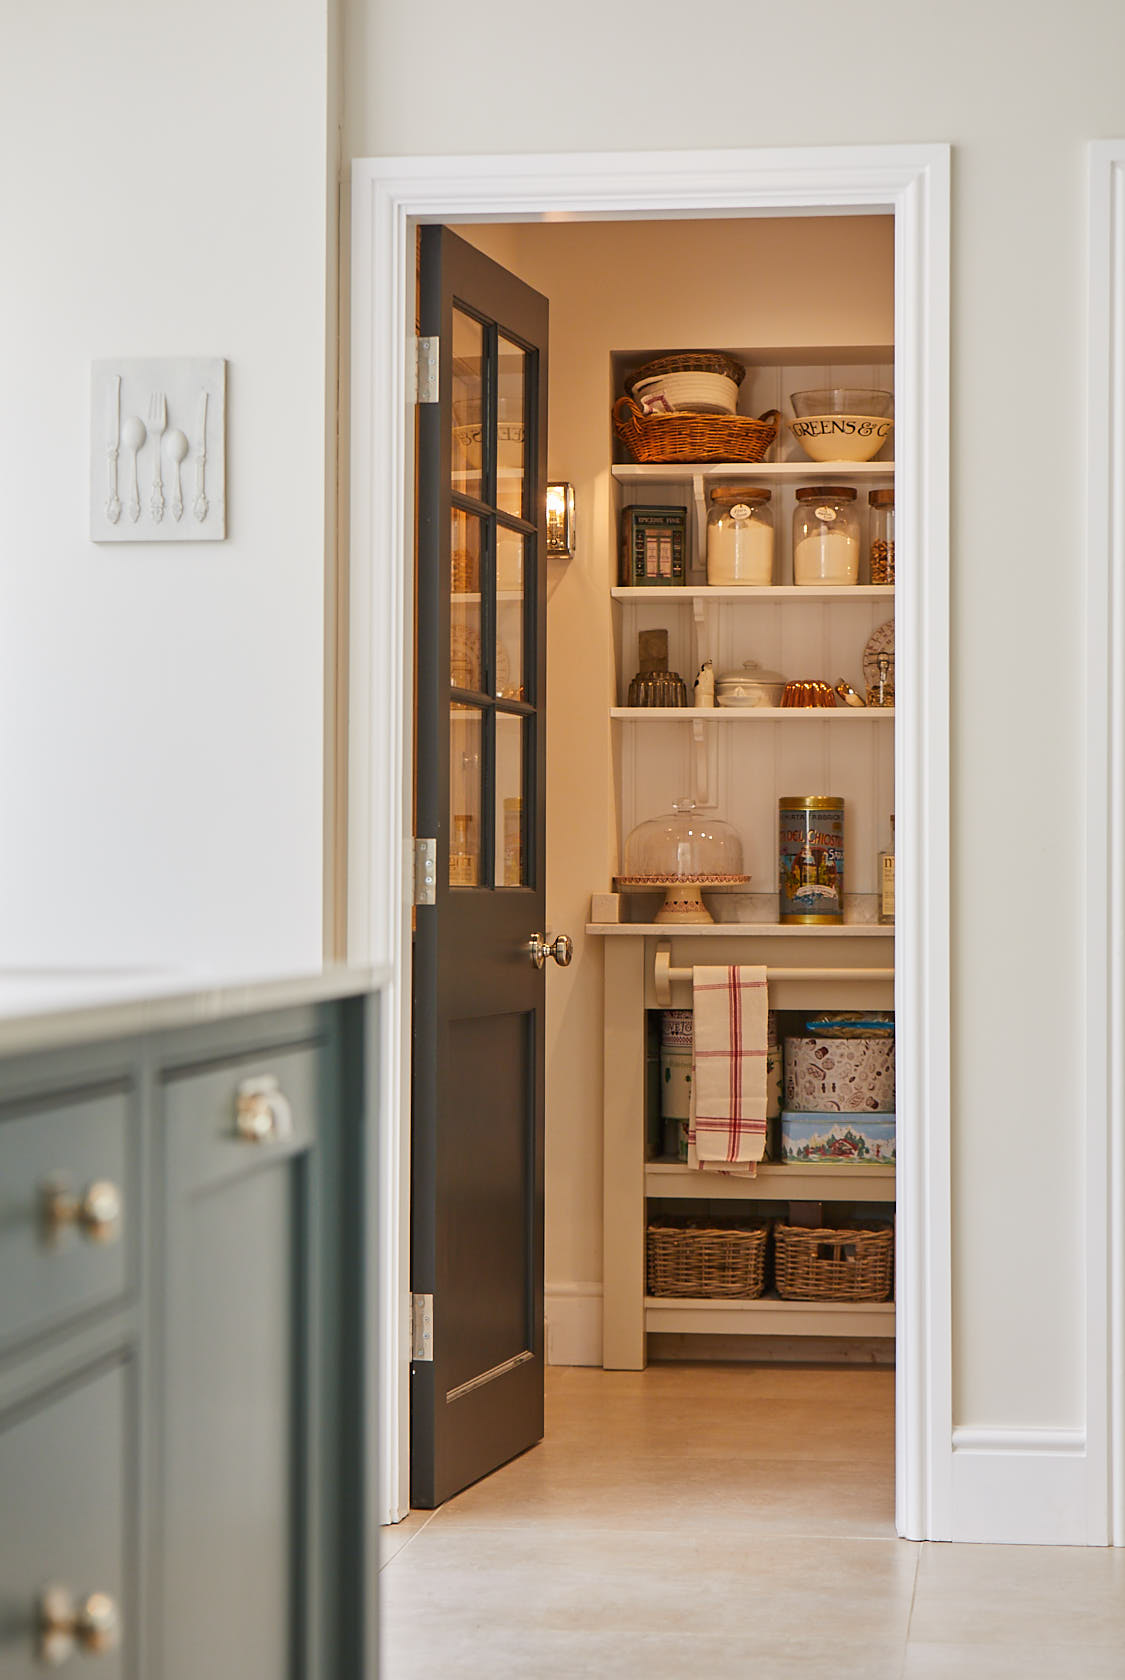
xmin=612 ymin=461 xmax=894 ymax=483
xmin=611 ymin=707 xmax=894 ymax=721
xmin=643 ymin=1295 xmax=896 ymax=1338
xmin=587 ymin=922 xmax=892 ymax=937
xmin=611 ymin=585 xmax=894 ymax=602
xmin=645 ymin=1160 xmax=896 ymax=1202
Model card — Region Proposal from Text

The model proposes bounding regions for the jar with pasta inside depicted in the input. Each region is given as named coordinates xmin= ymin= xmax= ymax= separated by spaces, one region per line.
xmin=868 ymin=487 xmax=895 ymax=584
xmin=792 ymin=486 xmax=860 ymax=586
xmin=706 ymin=487 xmax=775 ymax=586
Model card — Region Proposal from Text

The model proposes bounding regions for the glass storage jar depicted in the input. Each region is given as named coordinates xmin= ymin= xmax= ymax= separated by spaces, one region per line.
xmin=868 ymin=487 xmax=894 ymax=584
xmin=706 ymin=487 xmax=774 ymax=585
xmin=792 ymin=486 xmax=860 ymax=586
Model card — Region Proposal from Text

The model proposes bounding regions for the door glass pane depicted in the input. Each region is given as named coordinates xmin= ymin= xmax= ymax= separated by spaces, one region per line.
xmin=496 ymin=336 xmax=526 ymax=519
xmin=495 ymin=528 xmax=525 ymax=700
xmin=452 ymin=309 xmax=484 ymax=504
xmin=495 ymin=713 xmax=525 ymax=887
xmin=450 ymin=509 xmax=483 ymax=692
xmin=450 ymin=705 xmax=482 ymax=887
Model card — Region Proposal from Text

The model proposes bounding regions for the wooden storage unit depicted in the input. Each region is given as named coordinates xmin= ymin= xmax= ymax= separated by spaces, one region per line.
xmin=598 ymin=345 xmax=895 ymax=1369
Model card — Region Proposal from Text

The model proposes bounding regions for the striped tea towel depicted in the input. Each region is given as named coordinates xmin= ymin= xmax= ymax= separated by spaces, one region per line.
xmin=687 ymin=966 xmax=768 ymax=1177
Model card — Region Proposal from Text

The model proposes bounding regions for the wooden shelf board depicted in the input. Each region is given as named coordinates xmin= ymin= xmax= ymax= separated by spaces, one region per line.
xmin=611 ymin=585 xmax=894 ymax=602
xmin=586 ymin=921 xmax=894 ymax=937
xmin=644 ymin=1294 xmax=896 ymax=1337
xmin=613 ymin=461 xmax=894 ymax=482
xmin=645 ymin=1160 xmax=895 ymax=1203
xmin=611 ymin=707 xmax=895 ymax=721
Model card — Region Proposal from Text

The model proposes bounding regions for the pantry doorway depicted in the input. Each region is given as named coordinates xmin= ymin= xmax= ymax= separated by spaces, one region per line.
xmin=348 ymin=144 xmax=952 ymax=1539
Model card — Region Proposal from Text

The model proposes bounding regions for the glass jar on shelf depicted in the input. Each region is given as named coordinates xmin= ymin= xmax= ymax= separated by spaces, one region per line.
xmin=792 ymin=485 xmax=860 ymax=586
xmin=706 ymin=487 xmax=774 ymax=585
xmin=868 ymin=488 xmax=895 ymax=584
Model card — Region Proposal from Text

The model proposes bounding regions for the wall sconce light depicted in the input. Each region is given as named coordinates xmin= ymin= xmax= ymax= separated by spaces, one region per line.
xmin=546 ymin=482 xmax=576 ymax=559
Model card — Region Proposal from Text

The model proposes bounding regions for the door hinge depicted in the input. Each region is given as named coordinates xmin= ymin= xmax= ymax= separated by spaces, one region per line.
xmin=411 ymin=1292 xmax=434 ymax=1362
xmin=414 ymin=336 xmax=439 ymax=405
xmin=412 ymin=837 xmax=437 ymax=906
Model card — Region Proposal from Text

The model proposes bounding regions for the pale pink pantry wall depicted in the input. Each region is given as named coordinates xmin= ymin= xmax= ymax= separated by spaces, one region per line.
xmin=462 ymin=216 xmax=894 ymax=1315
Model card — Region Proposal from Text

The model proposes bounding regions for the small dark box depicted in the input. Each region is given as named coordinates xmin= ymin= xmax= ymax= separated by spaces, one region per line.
xmin=620 ymin=505 xmax=688 ymax=587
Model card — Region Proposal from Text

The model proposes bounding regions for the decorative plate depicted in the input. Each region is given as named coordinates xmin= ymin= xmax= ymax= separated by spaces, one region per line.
xmin=862 ymin=619 xmax=895 ymax=693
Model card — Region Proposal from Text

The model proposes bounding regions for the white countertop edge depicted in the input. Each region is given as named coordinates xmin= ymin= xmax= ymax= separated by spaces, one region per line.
xmin=0 ymin=964 xmax=390 ymax=1058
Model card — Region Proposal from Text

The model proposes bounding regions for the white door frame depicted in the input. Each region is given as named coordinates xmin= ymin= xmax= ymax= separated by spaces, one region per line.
xmin=1085 ymin=140 xmax=1125 ymax=1547
xmin=348 ymin=144 xmax=953 ymax=1536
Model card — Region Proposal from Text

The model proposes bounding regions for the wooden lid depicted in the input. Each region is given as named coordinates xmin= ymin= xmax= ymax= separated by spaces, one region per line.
xmin=709 ymin=486 xmax=771 ymax=503
xmin=868 ymin=488 xmax=895 ymax=508
xmin=795 ymin=485 xmax=858 ymax=502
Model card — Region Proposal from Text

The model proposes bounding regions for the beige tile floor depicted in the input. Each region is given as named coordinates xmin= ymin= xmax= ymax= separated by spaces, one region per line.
xmin=379 ymin=1364 xmax=1125 ymax=1678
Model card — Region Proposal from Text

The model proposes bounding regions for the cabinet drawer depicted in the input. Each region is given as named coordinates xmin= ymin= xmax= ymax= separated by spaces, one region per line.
xmin=162 ymin=1042 xmax=320 ymax=1193
xmin=0 ymin=1359 xmax=129 ymax=1678
xmin=0 ymin=1086 xmax=132 ymax=1361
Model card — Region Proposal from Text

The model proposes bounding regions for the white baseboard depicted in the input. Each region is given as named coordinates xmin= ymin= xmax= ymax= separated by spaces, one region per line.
xmin=545 ymin=1283 xmax=603 ymax=1367
xmin=950 ymin=1427 xmax=1091 ymax=1545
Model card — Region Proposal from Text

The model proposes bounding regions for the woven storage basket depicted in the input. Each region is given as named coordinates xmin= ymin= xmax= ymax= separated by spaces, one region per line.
xmin=647 ymin=1219 xmax=768 ymax=1299
xmin=773 ymin=1221 xmax=894 ymax=1302
xmin=624 ymin=351 xmax=746 ymax=394
xmin=613 ymin=397 xmax=779 ymax=465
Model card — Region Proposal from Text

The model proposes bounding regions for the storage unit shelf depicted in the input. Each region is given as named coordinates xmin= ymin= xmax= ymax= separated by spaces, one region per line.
xmin=611 ymin=706 xmax=894 ymax=721
xmin=611 ymin=585 xmax=894 ymax=602
xmin=644 ymin=1294 xmax=896 ymax=1337
xmin=613 ymin=462 xmax=894 ymax=483
xmin=646 ymin=1160 xmax=895 ymax=1202
xmin=587 ymin=922 xmax=893 ymax=937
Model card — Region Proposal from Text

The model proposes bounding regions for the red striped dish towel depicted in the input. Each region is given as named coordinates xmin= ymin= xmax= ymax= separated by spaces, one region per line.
xmin=687 ymin=966 xmax=768 ymax=1177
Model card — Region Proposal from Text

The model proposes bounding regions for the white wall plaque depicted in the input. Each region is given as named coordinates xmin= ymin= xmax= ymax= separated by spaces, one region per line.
xmin=90 ymin=357 xmax=226 ymax=541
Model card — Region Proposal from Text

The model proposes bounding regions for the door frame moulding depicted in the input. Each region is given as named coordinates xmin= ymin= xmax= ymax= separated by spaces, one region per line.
xmin=1085 ymin=140 xmax=1125 ymax=1547
xmin=348 ymin=144 xmax=953 ymax=1536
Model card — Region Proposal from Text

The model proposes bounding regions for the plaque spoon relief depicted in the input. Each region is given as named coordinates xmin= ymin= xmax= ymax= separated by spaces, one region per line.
xmin=121 ymin=412 xmax=146 ymax=523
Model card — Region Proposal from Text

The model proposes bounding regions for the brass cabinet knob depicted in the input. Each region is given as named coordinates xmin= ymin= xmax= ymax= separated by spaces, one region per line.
xmin=549 ymin=934 xmax=573 ymax=968
xmin=38 ymin=1585 xmax=119 ymax=1664
xmin=40 ymin=1180 xmax=122 ymax=1245
xmin=234 ymin=1076 xmax=292 ymax=1144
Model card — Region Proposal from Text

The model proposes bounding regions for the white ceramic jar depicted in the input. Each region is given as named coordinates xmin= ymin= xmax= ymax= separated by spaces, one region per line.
xmin=706 ymin=487 xmax=774 ymax=586
xmin=792 ymin=485 xmax=860 ymax=586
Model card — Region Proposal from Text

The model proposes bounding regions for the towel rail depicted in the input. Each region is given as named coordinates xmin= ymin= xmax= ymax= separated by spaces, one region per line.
xmin=653 ymin=942 xmax=894 ymax=1006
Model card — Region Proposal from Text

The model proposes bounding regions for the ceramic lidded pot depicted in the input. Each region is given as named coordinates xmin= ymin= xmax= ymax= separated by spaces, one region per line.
xmin=715 ymin=658 xmax=785 ymax=709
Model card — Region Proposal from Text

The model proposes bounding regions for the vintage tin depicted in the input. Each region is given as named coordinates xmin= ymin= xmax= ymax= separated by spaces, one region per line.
xmin=620 ymin=505 xmax=688 ymax=587
xmin=779 ymin=796 xmax=844 ymax=924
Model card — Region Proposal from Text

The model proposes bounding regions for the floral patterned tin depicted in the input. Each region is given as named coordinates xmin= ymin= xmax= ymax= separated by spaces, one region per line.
xmin=779 ymin=796 xmax=844 ymax=924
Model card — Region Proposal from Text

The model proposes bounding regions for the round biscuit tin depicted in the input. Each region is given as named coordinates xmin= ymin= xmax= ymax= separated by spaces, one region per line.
xmin=779 ymin=796 xmax=844 ymax=924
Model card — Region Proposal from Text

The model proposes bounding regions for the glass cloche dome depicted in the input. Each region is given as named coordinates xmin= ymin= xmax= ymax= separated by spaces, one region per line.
xmin=619 ymin=800 xmax=748 ymax=924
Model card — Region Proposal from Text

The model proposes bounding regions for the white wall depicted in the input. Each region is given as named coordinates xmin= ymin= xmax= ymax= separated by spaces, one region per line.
xmin=346 ymin=1 xmax=1125 ymax=1435
xmin=1 ymin=0 xmax=332 ymax=975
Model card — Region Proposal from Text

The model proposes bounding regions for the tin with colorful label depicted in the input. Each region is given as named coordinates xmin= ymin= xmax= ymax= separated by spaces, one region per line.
xmin=779 ymin=796 xmax=844 ymax=924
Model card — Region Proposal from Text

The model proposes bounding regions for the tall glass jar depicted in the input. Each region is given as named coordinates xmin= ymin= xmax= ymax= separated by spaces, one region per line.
xmin=868 ymin=488 xmax=895 ymax=583
xmin=792 ymin=486 xmax=860 ymax=586
xmin=706 ymin=487 xmax=774 ymax=585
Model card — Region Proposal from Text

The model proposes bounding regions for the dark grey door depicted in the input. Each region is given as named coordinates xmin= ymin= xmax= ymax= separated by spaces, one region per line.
xmin=412 ymin=226 xmax=549 ymax=1508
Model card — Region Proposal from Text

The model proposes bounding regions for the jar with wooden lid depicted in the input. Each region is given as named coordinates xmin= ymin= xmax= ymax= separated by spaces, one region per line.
xmin=706 ymin=487 xmax=774 ymax=586
xmin=868 ymin=488 xmax=894 ymax=584
xmin=792 ymin=486 xmax=860 ymax=586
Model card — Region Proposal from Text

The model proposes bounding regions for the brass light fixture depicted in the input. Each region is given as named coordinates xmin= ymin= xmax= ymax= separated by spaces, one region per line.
xmin=545 ymin=482 xmax=575 ymax=558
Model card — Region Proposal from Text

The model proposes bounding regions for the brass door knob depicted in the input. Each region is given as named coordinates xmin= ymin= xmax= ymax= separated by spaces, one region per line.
xmin=40 ymin=1180 xmax=122 ymax=1245
xmin=38 ymin=1586 xmax=119 ymax=1664
xmin=234 ymin=1076 xmax=292 ymax=1144
xmin=528 ymin=933 xmax=573 ymax=970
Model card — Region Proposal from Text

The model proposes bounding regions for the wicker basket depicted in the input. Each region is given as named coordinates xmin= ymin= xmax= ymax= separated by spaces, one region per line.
xmin=624 ymin=351 xmax=746 ymax=395
xmin=613 ymin=397 xmax=780 ymax=465
xmin=773 ymin=1221 xmax=894 ymax=1302
xmin=647 ymin=1219 xmax=768 ymax=1299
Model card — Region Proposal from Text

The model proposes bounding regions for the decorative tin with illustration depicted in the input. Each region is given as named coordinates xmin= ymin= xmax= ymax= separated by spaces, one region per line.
xmin=778 ymin=796 xmax=844 ymax=924
xmin=620 ymin=505 xmax=688 ymax=587
xmin=783 ymin=1034 xmax=895 ymax=1112
xmin=781 ymin=1111 xmax=896 ymax=1164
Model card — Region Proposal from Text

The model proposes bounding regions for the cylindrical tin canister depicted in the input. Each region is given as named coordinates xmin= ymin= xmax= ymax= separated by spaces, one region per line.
xmin=779 ymin=796 xmax=845 ymax=924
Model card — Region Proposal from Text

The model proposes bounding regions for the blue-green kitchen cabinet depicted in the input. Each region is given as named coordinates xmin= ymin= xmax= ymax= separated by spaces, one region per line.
xmin=0 ymin=986 xmax=377 ymax=1678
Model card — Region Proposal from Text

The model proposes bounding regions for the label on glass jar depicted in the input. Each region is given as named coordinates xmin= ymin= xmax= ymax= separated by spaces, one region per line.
xmin=730 ymin=503 xmax=751 ymax=521
xmin=815 ymin=505 xmax=837 ymax=522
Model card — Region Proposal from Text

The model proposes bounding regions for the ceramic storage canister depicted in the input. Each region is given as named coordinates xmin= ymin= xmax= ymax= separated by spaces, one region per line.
xmin=715 ymin=658 xmax=785 ymax=708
